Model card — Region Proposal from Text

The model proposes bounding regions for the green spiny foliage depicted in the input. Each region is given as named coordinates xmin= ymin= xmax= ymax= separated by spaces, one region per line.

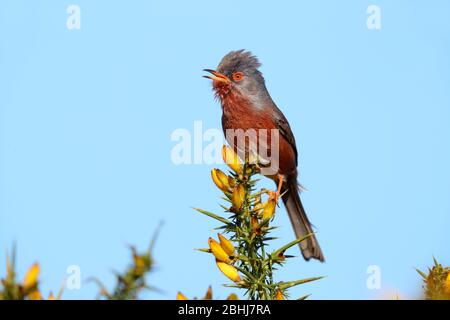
xmin=195 ymin=146 xmax=323 ymax=300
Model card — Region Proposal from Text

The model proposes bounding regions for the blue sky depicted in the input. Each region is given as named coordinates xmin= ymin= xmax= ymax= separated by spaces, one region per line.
xmin=1 ymin=1 xmax=449 ymax=299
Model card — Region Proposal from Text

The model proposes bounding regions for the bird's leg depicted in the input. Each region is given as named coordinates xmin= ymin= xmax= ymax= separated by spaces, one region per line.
xmin=275 ymin=175 xmax=284 ymax=202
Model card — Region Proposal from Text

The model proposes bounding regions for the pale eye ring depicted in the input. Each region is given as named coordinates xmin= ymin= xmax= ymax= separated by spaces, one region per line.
xmin=232 ymin=72 xmax=244 ymax=82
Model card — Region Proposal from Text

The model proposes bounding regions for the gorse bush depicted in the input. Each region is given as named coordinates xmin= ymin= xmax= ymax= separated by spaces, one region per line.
xmin=193 ymin=145 xmax=322 ymax=300
xmin=92 ymin=225 xmax=161 ymax=300
xmin=0 ymin=245 xmax=62 ymax=300
xmin=0 ymin=240 xmax=157 ymax=300
xmin=417 ymin=257 xmax=450 ymax=300
xmin=92 ymin=244 xmax=155 ymax=300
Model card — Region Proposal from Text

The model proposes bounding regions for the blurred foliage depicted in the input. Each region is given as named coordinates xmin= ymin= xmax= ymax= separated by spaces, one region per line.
xmin=417 ymin=257 xmax=450 ymax=300
xmin=192 ymin=145 xmax=323 ymax=300
xmin=92 ymin=245 xmax=155 ymax=300
xmin=92 ymin=227 xmax=161 ymax=300
xmin=0 ymin=244 xmax=63 ymax=300
xmin=1 ymin=228 xmax=160 ymax=300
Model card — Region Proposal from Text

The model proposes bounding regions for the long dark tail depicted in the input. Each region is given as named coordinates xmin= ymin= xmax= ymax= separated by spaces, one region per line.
xmin=280 ymin=175 xmax=325 ymax=262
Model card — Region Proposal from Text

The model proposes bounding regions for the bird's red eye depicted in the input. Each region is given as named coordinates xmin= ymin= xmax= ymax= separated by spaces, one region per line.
xmin=232 ymin=72 xmax=244 ymax=82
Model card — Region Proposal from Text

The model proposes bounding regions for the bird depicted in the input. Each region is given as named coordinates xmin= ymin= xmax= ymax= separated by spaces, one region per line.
xmin=203 ymin=50 xmax=324 ymax=262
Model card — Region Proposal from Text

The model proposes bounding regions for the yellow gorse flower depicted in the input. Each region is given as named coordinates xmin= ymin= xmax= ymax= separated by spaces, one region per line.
xmin=208 ymin=237 xmax=231 ymax=264
xmin=204 ymin=286 xmax=213 ymax=300
xmin=176 ymin=292 xmax=188 ymax=300
xmin=275 ymin=289 xmax=284 ymax=300
xmin=216 ymin=260 xmax=241 ymax=282
xmin=23 ymin=263 xmax=40 ymax=290
xmin=232 ymin=184 xmax=245 ymax=210
xmin=134 ymin=253 xmax=146 ymax=269
xmin=222 ymin=145 xmax=242 ymax=173
xmin=227 ymin=293 xmax=239 ymax=300
xmin=27 ymin=290 xmax=42 ymax=300
xmin=218 ymin=233 xmax=235 ymax=257
xmin=211 ymin=169 xmax=231 ymax=193
xmin=445 ymin=272 xmax=450 ymax=295
xmin=262 ymin=196 xmax=277 ymax=220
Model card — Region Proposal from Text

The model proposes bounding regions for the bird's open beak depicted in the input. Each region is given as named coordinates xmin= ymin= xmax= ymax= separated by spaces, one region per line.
xmin=203 ymin=69 xmax=230 ymax=83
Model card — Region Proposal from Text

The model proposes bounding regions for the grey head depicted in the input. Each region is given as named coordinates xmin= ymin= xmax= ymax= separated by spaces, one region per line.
xmin=217 ymin=50 xmax=262 ymax=80
xmin=204 ymin=50 xmax=270 ymax=103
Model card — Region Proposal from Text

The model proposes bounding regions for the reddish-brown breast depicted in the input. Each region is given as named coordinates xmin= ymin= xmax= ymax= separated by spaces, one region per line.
xmin=221 ymin=92 xmax=297 ymax=176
